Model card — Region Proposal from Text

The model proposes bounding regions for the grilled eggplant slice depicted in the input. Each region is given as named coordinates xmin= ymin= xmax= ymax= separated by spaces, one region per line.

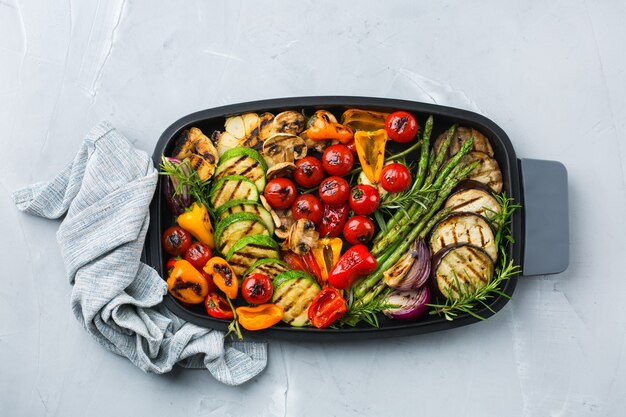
xmin=459 ymin=151 xmax=503 ymax=193
xmin=272 ymin=270 xmax=321 ymax=327
xmin=431 ymin=244 xmax=494 ymax=300
xmin=244 ymin=258 xmax=289 ymax=279
xmin=444 ymin=183 xmax=501 ymax=220
xmin=429 ymin=212 xmax=497 ymax=262
xmin=225 ymin=235 xmax=280 ymax=277
xmin=433 ymin=127 xmax=494 ymax=158
xmin=209 ymin=175 xmax=259 ymax=210
xmin=215 ymin=199 xmax=274 ymax=235
xmin=214 ymin=212 xmax=270 ymax=255
xmin=214 ymin=147 xmax=267 ymax=191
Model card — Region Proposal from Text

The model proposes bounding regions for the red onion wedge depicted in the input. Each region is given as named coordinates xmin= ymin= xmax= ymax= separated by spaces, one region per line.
xmin=162 ymin=157 xmax=192 ymax=215
xmin=383 ymin=286 xmax=432 ymax=321
xmin=383 ymin=238 xmax=431 ymax=290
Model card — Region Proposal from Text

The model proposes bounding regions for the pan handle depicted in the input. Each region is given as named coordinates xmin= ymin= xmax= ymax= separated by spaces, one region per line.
xmin=519 ymin=158 xmax=569 ymax=276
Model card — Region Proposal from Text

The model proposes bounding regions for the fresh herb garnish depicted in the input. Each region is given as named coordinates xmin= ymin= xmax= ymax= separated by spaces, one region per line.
xmin=160 ymin=156 xmax=212 ymax=209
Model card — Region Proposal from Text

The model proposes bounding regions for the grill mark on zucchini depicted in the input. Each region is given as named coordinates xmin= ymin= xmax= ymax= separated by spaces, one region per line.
xmin=273 ymin=281 xmax=298 ymax=305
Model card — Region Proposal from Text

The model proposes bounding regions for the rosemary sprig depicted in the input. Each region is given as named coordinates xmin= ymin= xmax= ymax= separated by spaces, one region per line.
xmin=483 ymin=192 xmax=521 ymax=247
xmin=160 ymin=156 xmax=212 ymax=209
xmin=334 ymin=288 xmax=397 ymax=328
xmin=427 ymin=249 xmax=521 ymax=321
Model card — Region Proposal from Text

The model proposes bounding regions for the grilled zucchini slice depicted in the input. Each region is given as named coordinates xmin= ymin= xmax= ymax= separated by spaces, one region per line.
xmin=225 ymin=235 xmax=280 ymax=277
xmin=272 ymin=271 xmax=321 ymax=327
xmin=431 ymin=244 xmax=494 ymax=300
xmin=244 ymin=258 xmax=289 ymax=279
xmin=215 ymin=199 xmax=274 ymax=235
xmin=209 ymin=175 xmax=259 ymax=210
xmin=214 ymin=148 xmax=267 ymax=191
xmin=444 ymin=182 xmax=501 ymax=220
xmin=214 ymin=212 xmax=270 ymax=255
xmin=429 ymin=212 xmax=497 ymax=262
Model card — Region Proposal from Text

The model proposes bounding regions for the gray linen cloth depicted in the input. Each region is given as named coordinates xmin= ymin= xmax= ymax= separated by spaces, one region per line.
xmin=12 ymin=122 xmax=267 ymax=385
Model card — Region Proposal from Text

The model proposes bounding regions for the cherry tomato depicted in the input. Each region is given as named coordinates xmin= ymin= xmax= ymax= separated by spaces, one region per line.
xmin=205 ymin=293 xmax=234 ymax=320
xmin=294 ymin=156 xmax=325 ymax=188
xmin=319 ymin=176 xmax=350 ymax=206
xmin=162 ymin=226 xmax=192 ymax=256
xmin=343 ymin=216 xmax=376 ymax=245
xmin=292 ymin=194 xmax=324 ymax=224
xmin=318 ymin=204 xmax=350 ymax=238
xmin=345 ymin=140 xmax=358 ymax=156
xmin=264 ymin=178 xmax=297 ymax=209
xmin=184 ymin=242 xmax=213 ymax=270
xmin=380 ymin=163 xmax=412 ymax=193
xmin=385 ymin=111 xmax=418 ymax=143
xmin=241 ymin=273 xmax=274 ymax=305
xmin=322 ymin=144 xmax=354 ymax=176
xmin=348 ymin=184 xmax=380 ymax=216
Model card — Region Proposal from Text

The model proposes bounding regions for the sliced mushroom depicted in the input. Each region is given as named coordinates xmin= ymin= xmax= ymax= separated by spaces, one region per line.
xmin=266 ymin=162 xmax=296 ymax=180
xmin=272 ymin=111 xmax=306 ymax=135
xmin=260 ymin=196 xmax=294 ymax=240
xmin=288 ymin=219 xmax=320 ymax=255
xmin=262 ymin=133 xmax=307 ymax=167
xmin=300 ymin=130 xmax=331 ymax=154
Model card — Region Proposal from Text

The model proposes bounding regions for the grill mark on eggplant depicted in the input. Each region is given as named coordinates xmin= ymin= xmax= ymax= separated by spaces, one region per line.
xmin=478 ymin=227 xmax=485 ymax=247
xmin=449 ymin=196 xmax=482 ymax=211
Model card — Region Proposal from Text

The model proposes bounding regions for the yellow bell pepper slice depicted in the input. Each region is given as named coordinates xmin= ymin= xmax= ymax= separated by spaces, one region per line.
xmin=177 ymin=202 xmax=215 ymax=249
xmin=354 ymin=129 xmax=388 ymax=183
xmin=341 ymin=109 xmax=389 ymax=131
xmin=311 ymin=238 xmax=343 ymax=286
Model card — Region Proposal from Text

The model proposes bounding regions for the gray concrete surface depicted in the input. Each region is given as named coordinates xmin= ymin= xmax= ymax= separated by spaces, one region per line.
xmin=1 ymin=1 xmax=625 ymax=416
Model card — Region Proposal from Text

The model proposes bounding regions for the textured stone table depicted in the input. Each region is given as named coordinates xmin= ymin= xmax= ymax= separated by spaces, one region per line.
xmin=1 ymin=1 xmax=625 ymax=415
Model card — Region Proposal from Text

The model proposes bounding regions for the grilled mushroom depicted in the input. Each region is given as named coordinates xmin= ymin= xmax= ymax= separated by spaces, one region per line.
xmin=266 ymin=162 xmax=296 ymax=180
xmin=262 ymin=133 xmax=307 ymax=167
xmin=272 ymin=111 xmax=306 ymax=135
xmin=301 ymin=130 xmax=331 ymax=153
xmin=260 ymin=195 xmax=295 ymax=239
xmin=288 ymin=219 xmax=319 ymax=255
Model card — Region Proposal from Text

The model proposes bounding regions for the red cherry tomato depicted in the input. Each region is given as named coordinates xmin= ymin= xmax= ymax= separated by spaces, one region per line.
xmin=184 ymin=242 xmax=213 ymax=270
xmin=380 ymin=163 xmax=412 ymax=193
xmin=162 ymin=226 xmax=192 ymax=256
xmin=348 ymin=184 xmax=380 ymax=216
xmin=292 ymin=194 xmax=324 ymax=224
xmin=318 ymin=204 xmax=350 ymax=238
xmin=343 ymin=216 xmax=376 ymax=245
xmin=241 ymin=273 xmax=274 ymax=304
xmin=322 ymin=144 xmax=354 ymax=176
xmin=264 ymin=178 xmax=297 ymax=209
xmin=205 ymin=293 xmax=234 ymax=319
xmin=345 ymin=140 xmax=358 ymax=156
xmin=385 ymin=111 xmax=418 ymax=143
xmin=294 ymin=156 xmax=325 ymax=188
xmin=319 ymin=176 xmax=350 ymax=206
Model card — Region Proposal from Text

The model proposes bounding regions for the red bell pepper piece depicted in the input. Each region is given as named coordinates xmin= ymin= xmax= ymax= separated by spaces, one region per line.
xmin=308 ymin=288 xmax=347 ymax=328
xmin=204 ymin=293 xmax=234 ymax=319
xmin=318 ymin=204 xmax=349 ymax=238
xmin=302 ymin=250 xmax=323 ymax=284
xmin=327 ymin=244 xmax=378 ymax=289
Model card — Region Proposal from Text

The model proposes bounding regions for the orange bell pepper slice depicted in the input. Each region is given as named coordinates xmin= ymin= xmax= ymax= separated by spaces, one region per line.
xmin=341 ymin=109 xmax=389 ymax=131
xmin=167 ymin=259 xmax=209 ymax=304
xmin=203 ymin=257 xmax=238 ymax=299
xmin=306 ymin=110 xmax=354 ymax=144
xmin=236 ymin=304 xmax=284 ymax=331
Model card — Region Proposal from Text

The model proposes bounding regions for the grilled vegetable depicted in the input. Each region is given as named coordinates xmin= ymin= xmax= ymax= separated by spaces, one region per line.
xmin=308 ymin=288 xmax=347 ymax=329
xmin=354 ymin=129 xmax=389 ymax=183
xmin=241 ymin=274 xmax=274 ymax=305
xmin=216 ymin=113 xmax=262 ymax=155
xmin=214 ymin=212 xmax=271 ymax=255
xmin=433 ymin=127 xmax=494 ymax=158
xmin=244 ymin=258 xmax=289 ymax=279
xmin=262 ymin=133 xmax=307 ymax=167
xmin=167 ymin=260 xmax=210 ymax=304
xmin=287 ymin=219 xmax=319 ymax=255
xmin=266 ymin=162 xmax=296 ymax=180
xmin=444 ymin=181 xmax=501 ymax=220
xmin=204 ymin=257 xmax=238 ymax=299
xmin=431 ymin=244 xmax=494 ymax=300
xmin=310 ymin=237 xmax=343 ymax=286
xmin=209 ymin=175 xmax=259 ymax=209
xmin=204 ymin=292 xmax=234 ymax=319
xmin=162 ymin=157 xmax=192 ymax=215
xmin=172 ymin=128 xmax=219 ymax=181
xmin=260 ymin=195 xmax=294 ymax=240
xmin=327 ymin=244 xmax=378 ymax=290
xmin=341 ymin=108 xmax=389 ymax=131
xmin=225 ymin=235 xmax=280 ymax=277
xmin=272 ymin=111 xmax=306 ymax=136
xmin=429 ymin=212 xmax=497 ymax=262
xmin=383 ymin=238 xmax=430 ymax=290
xmin=162 ymin=226 xmax=192 ymax=256
xmin=306 ymin=110 xmax=354 ymax=144
xmin=236 ymin=304 xmax=284 ymax=331
xmin=214 ymin=147 xmax=267 ymax=191
xmin=383 ymin=286 xmax=431 ymax=320
xmin=459 ymin=151 xmax=503 ymax=193
xmin=215 ymin=199 xmax=274 ymax=236
xmin=272 ymin=270 xmax=321 ymax=327
xmin=177 ymin=202 xmax=215 ymax=249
